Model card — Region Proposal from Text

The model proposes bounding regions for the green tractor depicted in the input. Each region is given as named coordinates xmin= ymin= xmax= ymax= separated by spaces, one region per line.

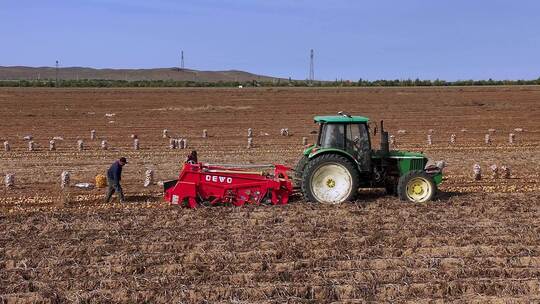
xmin=296 ymin=112 xmax=444 ymax=204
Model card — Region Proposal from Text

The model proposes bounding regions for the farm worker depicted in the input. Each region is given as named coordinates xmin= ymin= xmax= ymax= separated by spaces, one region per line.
xmin=186 ymin=150 xmax=198 ymax=164
xmin=104 ymin=157 xmax=127 ymax=203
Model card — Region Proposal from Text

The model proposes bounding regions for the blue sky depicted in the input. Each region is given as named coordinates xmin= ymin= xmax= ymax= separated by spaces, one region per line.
xmin=1 ymin=0 xmax=539 ymax=80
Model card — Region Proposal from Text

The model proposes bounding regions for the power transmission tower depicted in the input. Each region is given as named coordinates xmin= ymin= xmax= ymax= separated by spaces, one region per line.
xmin=181 ymin=51 xmax=184 ymax=69
xmin=309 ymin=49 xmax=314 ymax=83
xmin=55 ymin=60 xmax=59 ymax=87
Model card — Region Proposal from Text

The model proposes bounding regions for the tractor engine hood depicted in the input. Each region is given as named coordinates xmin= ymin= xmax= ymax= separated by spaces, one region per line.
xmin=372 ymin=149 xmax=426 ymax=159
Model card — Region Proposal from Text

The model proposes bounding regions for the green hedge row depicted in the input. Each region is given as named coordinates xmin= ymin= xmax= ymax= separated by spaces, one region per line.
xmin=1 ymin=78 xmax=539 ymax=88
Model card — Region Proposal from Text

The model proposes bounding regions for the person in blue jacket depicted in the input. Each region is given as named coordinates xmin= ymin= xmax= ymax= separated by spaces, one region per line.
xmin=105 ymin=157 xmax=127 ymax=203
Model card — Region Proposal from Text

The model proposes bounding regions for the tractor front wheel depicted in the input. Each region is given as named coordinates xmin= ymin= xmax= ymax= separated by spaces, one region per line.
xmin=302 ymin=154 xmax=359 ymax=204
xmin=397 ymin=170 xmax=436 ymax=203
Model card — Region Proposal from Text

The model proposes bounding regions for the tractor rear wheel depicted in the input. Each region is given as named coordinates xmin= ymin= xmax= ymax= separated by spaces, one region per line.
xmin=397 ymin=170 xmax=436 ymax=203
xmin=301 ymin=154 xmax=359 ymax=204
xmin=294 ymin=155 xmax=309 ymax=182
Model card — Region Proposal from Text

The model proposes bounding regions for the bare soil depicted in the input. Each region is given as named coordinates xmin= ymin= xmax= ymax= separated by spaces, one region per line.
xmin=0 ymin=87 xmax=539 ymax=303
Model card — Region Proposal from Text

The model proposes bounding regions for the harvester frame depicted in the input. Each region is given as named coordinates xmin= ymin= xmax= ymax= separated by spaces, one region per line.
xmin=164 ymin=162 xmax=293 ymax=208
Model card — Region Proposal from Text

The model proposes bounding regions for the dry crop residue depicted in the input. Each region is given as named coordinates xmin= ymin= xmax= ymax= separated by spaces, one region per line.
xmin=0 ymin=86 xmax=539 ymax=302
xmin=1 ymin=193 xmax=540 ymax=302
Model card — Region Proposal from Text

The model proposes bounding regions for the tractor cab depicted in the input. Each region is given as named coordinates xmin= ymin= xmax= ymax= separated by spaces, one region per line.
xmin=313 ymin=113 xmax=372 ymax=171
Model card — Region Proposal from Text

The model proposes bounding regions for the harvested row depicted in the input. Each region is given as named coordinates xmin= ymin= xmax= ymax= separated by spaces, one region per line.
xmin=0 ymin=86 xmax=539 ymax=302
xmin=2 ymin=193 xmax=540 ymax=302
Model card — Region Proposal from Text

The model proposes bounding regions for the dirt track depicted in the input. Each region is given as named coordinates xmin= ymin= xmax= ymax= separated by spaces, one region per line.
xmin=1 ymin=87 xmax=539 ymax=302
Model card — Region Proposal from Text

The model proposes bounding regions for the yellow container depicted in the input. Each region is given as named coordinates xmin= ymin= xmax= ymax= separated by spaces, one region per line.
xmin=95 ymin=174 xmax=107 ymax=188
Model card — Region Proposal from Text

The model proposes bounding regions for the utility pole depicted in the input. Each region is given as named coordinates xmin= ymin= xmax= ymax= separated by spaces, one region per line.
xmin=55 ymin=60 xmax=59 ymax=87
xmin=309 ymin=49 xmax=314 ymax=84
xmin=181 ymin=50 xmax=184 ymax=69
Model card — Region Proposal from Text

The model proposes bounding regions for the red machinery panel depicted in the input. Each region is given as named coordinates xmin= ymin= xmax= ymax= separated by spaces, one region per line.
xmin=164 ymin=163 xmax=293 ymax=208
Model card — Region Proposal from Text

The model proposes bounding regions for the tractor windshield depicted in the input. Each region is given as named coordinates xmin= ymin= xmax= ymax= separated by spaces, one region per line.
xmin=319 ymin=123 xmax=345 ymax=149
xmin=318 ymin=123 xmax=372 ymax=171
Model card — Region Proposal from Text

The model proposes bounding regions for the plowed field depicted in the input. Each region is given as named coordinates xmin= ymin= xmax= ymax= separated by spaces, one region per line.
xmin=1 ymin=87 xmax=539 ymax=303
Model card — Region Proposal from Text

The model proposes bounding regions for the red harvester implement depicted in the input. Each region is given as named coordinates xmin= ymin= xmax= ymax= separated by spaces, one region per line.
xmin=164 ymin=163 xmax=293 ymax=208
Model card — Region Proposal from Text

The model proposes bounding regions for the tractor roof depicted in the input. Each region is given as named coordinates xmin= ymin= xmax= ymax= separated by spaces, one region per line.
xmin=314 ymin=115 xmax=369 ymax=123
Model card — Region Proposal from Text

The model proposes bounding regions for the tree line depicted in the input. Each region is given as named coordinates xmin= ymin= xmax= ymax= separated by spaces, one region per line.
xmin=0 ymin=77 xmax=539 ymax=88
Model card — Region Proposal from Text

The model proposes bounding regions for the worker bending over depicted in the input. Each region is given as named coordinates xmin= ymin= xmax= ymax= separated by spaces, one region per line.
xmin=105 ymin=157 xmax=127 ymax=203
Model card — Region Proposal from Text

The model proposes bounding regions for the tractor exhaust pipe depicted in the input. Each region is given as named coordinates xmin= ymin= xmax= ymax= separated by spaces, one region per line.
xmin=380 ymin=120 xmax=390 ymax=155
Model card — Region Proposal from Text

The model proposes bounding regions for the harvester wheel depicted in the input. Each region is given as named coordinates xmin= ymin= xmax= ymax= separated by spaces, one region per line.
xmin=397 ymin=170 xmax=436 ymax=203
xmin=301 ymin=154 xmax=359 ymax=204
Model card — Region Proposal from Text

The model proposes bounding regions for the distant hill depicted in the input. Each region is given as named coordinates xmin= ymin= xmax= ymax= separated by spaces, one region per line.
xmin=0 ymin=66 xmax=280 ymax=82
